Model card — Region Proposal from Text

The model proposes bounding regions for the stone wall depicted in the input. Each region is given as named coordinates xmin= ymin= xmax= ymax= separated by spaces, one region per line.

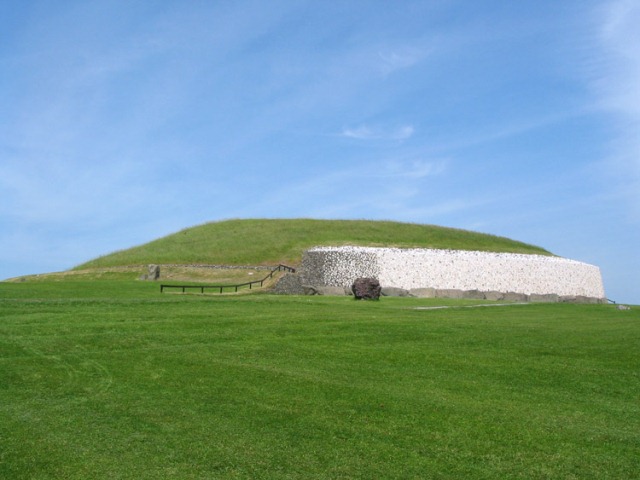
xmin=301 ymin=246 xmax=606 ymax=299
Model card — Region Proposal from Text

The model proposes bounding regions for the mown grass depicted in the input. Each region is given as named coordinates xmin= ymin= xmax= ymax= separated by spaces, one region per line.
xmin=1 ymin=280 xmax=638 ymax=479
xmin=75 ymin=219 xmax=552 ymax=269
xmin=12 ymin=266 xmax=279 ymax=286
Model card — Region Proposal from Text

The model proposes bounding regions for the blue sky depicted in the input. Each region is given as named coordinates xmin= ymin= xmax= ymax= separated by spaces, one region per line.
xmin=1 ymin=0 xmax=638 ymax=304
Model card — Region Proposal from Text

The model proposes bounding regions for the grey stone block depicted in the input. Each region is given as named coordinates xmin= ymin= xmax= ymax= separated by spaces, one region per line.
xmin=463 ymin=289 xmax=486 ymax=300
xmin=140 ymin=264 xmax=160 ymax=281
xmin=315 ymin=286 xmax=349 ymax=296
xmin=381 ymin=287 xmax=411 ymax=297
xmin=559 ymin=295 xmax=577 ymax=303
xmin=484 ymin=291 xmax=505 ymax=301
xmin=576 ymin=296 xmax=600 ymax=304
xmin=409 ymin=288 xmax=436 ymax=298
xmin=502 ymin=292 xmax=529 ymax=302
xmin=436 ymin=289 xmax=465 ymax=299
xmin=529 ymin=293 xmax=559 ymax=303
xmin=302 ymin=285 xmax=319 ymax=295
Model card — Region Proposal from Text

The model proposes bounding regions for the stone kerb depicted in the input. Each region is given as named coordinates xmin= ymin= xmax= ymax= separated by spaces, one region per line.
xmin=301 ymin=246 xmax=606 ymax=300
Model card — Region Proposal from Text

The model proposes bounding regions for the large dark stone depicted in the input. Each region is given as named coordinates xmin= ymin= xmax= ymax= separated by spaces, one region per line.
xmin=351 ymin=277 xmax=381 ymax=300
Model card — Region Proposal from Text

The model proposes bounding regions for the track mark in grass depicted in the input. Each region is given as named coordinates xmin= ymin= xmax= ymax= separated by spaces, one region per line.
xmin=413 ymin=303 xmax=530 ymax=310
xmin=5 ymin=342 xmax=114 ymax=399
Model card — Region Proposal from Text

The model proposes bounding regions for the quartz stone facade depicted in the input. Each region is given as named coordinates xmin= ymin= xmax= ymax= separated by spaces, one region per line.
xmin=301 ymin=246 xmax=605 ymax=299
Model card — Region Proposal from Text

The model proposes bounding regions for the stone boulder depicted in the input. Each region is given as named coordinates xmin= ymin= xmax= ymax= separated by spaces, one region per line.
xmin=140 ymin=264 xmax=160 ymax=281
xmin=149 ymin=264 xmax=160 ymax=280
xmin=303 ymin=285 xmax=319 ymax=295
xmin=352 ymin=277 xmax=381 ymax=300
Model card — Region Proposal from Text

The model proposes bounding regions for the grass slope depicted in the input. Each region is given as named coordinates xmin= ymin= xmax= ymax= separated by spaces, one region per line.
xmin=0 ymin=281 xmax=638 ymax=479
xmin=76 ymin=218 xmax=551 ymax=269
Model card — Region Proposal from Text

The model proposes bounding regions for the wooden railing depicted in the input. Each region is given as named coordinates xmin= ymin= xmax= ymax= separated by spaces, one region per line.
xmin=160 ymin=264 xmax=295 ymax=294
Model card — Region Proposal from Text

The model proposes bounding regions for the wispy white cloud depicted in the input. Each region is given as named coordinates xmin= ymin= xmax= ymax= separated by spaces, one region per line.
xmin=591 ymin=0 xmax=640 ymax=217
xmin=377 ymin=158 xmax=447 ymax=179
xmin=342 ymin=124 xmax=415 ymax=141
xmin=378 ymin=46 xmax=431 ymax=74
xmin=597 ymin=0 xmax=640 ymax=113
xmin=231 ymin=156 xmax=452 ymax=222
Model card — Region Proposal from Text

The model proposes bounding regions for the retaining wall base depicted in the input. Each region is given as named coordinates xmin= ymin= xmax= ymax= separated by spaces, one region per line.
xmin=273 ymin=274 xmax=605 ymax=303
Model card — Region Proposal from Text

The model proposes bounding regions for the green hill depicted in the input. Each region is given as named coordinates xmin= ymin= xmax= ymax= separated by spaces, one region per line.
xmin=75 ymin=218 xmax=552 ymax=270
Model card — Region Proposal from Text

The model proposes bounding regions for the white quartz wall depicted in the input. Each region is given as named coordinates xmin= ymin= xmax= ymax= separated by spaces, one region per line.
xmin=302 ymin=246 xmax=606 ymax=299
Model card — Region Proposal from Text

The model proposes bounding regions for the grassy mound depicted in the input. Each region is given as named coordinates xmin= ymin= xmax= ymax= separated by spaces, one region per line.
xmin=76 ymin=218 xmax=551 ymax=269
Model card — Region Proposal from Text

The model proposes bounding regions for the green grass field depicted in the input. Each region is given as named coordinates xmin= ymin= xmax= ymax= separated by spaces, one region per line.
xmin=1 ymin=280 xmax=638 ymax=479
